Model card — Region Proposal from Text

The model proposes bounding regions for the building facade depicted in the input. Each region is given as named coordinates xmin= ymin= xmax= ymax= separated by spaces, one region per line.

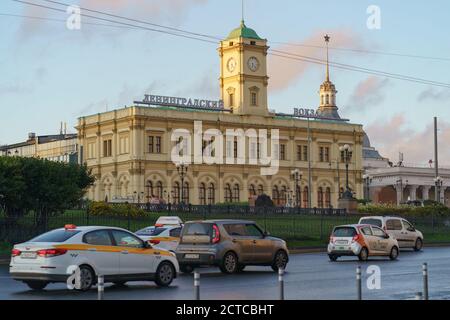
xmin=0 ymin=131 xmax=78 ymax=164
xmin=76 ymin=22 xmax=365 ymax=207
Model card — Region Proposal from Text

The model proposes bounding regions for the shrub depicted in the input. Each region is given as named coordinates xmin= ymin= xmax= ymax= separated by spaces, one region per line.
xmin=357 ymin=203 xmax=450 ymax=217
xmin=88 ymin=202 xmax=146 ymax=217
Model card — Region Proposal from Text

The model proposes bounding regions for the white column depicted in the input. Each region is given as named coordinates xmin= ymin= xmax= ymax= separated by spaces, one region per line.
xmin=422 ymin=186 xmax=431 ymax=201
xmin=395 ymin=185 xmax=403 ymax=205
xmin=409 ymin=185 xmax=418 ymax=201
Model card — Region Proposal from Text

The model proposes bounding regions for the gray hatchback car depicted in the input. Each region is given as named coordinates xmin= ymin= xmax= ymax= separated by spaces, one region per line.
xmin=175 ymin=220 xmax=289 ymax=274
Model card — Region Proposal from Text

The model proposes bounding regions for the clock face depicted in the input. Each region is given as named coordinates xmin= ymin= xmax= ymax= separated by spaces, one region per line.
xmin=227 ymin=58 xmax=237 ymax=72
xmin=248 ymin=57 xmax=259 ymax=72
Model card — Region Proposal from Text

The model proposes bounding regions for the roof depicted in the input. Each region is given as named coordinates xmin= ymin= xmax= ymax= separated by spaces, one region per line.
xmin=226 ymin=20 xmax=262 ymax=40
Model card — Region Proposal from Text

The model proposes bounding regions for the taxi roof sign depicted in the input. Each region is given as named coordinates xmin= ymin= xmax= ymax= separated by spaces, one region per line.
xmin=155 ymin=216 xmax=183 ymax=226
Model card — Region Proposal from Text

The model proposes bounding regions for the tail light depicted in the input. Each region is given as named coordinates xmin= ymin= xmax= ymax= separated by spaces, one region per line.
xmin=150 ymin=239 xmax=160 ymax=245
xmin=11 ymin=249 xmax=21 ymax=257
xmin=37 ymin=248 xmax=67 ymax=258
xmin=352 ymin=234 xmax=361 ymax=242
xmin=212 ymin=224 xmax=220 ymax=244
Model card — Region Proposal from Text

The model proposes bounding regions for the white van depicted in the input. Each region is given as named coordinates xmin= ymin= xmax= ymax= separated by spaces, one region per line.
xmin=358 ymin=216 xmax=424 ymax=251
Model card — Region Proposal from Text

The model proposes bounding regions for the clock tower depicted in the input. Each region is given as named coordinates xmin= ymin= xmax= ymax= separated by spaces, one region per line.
xmin=218 ymin=21 xmax=269 ymax=116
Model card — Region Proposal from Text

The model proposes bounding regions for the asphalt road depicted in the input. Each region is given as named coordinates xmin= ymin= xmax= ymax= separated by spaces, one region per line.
xmin=1 ymin=247 xmax=450 ymax=300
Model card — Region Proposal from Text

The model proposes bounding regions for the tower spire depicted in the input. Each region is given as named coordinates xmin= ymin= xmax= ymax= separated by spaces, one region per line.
xmin=324 ymin=34 xmax=330 ymax=82
xmin=241 ymin=0 xmax=245 ymax=23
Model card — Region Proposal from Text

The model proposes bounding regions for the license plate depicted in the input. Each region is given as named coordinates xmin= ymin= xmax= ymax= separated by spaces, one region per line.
xmin=338 ymin=247 xmax=346 ymax=250
xmin=336 ymin=240 xmax=348 ymax=245
xmin=185 ymin=254 xmax=199 ymax=259
xmin=21 ymin=252 xmax=37 ymax=259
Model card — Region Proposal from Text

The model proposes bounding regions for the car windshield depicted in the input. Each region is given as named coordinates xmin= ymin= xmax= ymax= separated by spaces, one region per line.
xmin=183 ymin=223 xmax=211 ymax=236
xmin=135 ymin=227 xmax=166 ymax=236
xmin=360 ymin=218 xmax=382 ymax=228
xmin=333 ymin=227 xmax=357 ymax=237
xmin=30 ymin=229 xmax=81 ymax=243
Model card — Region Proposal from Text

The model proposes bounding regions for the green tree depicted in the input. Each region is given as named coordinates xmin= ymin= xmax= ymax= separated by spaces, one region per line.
xmin=0 ymin=156 xmax=94 ymax=222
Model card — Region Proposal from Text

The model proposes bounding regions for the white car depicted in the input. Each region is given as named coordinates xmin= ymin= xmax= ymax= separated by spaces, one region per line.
xmin=135 ymin=225 xmax=182 ymax=253
xmin=10 ymin=225 xmax=179 ymax=291
xmin=358 ymin=216 xmax=424 ymax=251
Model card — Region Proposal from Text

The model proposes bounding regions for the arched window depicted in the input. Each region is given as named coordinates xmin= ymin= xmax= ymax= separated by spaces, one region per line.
xmin=233 ymin=184 xmax=240 ymax=203
xmin=249 ymin=184 xmax=256 ymax=197
xmin=182 ymin=182 xmax=190 ymax=204
xmin=295 ymin=186 xmax=302 ymax=207
xmin=173 ymin=182 xmax=180 ymax=204
xmin=156 ymin=181 xmax=163 ymax=199
xmin=225 ymin=184 xmax=233 ymax=203
xmin=272 ymin=186 xmax=280 ymax=206
xmin=325 ymin=187 xmax=331 ymax=208
xmin=258 ymin=185 xmax=264 ymax=196
xmin=208 ymin=183 xmax=215 ymax=205
xmin=199 ymin=183 xmax=206 ymax=205
xmin=318 ymin=187 xmax=324 ymax=208
xmin=146 ymin=181 xmax=153 ymax=198
xmin=281 ymin=186 xmax=287 ymax=206
xmin=326 ymin=94 xmax=330 ymax=104
xmin=303 ymin=186 xmax=309 ymax=208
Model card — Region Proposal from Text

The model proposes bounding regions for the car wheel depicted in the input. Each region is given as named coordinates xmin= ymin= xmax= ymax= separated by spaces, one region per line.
xmin=414 ymin=238 xmax=423 ymax=252
xmin=220 ymin=251 xmax=238 ymax=274
xmin=358 ymin=247 xmax=369 ymax=262
xmin=76 ymin=265 xmax=95 ymax=291
xmin=271 ymin=250 xmax=288 ymax=272
xmin=328 ymin=254 xmax=338 ymax=262
xmin=25 ymin=281 xmax=48 ymax=291
xmin=180 ymin=265 xmax=194 ymax=274
xmin=390 ymin=246 xmax=399 ymax=260
xmin=155 ymin=261 xmax=175 ymax=287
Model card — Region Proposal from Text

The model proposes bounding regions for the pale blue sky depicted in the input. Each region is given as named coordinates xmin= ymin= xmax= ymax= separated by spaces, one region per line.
xmin=1 ymin=0 xmax=449 ymax=164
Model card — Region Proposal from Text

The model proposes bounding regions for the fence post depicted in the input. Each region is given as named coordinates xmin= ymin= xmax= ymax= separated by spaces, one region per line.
xmin=194 ymin=270 xmax=200 ymax=300
xmin=97 ymin=275 xmax=104 ymax=300
xmin=422 ymin=263 xmax=429 ymax=300
xmin=320 ymin=210 xmax=324 ymax=240
xmin=356 ymin=266 xmax=362 ymax=300
xmin=86 ymin=206 xmax=90 ymax=226
xmin=278 ymin=268 xmax=285 ymax=300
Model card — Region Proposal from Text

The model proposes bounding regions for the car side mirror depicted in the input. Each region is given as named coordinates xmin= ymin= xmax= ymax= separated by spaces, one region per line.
xmin=384 ymin=234 xmax=390 ymax=239
xmin=144 ymin=241 xmax=152 ymax=249
xmin=263 ymin=231 xmax=270 ymax=237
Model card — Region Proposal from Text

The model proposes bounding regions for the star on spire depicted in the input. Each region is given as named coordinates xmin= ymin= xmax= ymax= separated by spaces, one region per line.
xmin=324 ymin=34 xmax=331 ymax=81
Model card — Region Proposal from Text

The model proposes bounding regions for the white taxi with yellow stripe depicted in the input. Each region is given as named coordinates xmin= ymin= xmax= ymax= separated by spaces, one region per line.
xmin=135 ymin=216 xmax=183 ymax=252
xmin=9 ymin=225 xmax=179 ymax=291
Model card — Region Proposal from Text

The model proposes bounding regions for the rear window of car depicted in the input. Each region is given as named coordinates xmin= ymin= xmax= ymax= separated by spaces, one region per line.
xmin=30 ymin=229 xmax=81 ymax=243
xmin=333 ymin=227 xmax=357 ymax=237
xmin=360 ymin=218 xmax=382 ymax=227
xmin=183 ymin=223 xmax=211 ymax=236
xmin=386 ymin=219 xmax=403 ymax=230
xmin=136 ymin=227 xmax=166 ymax=236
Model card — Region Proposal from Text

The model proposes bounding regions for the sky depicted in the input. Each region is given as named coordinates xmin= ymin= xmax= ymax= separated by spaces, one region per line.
xmin=0 ymin=0 xmax=450 ymax=165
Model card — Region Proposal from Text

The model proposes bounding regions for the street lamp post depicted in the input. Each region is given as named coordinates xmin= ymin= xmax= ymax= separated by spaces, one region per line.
xmin=434 ymin=176 xmax=443 ymax=204
xmin=146 ymin=182 xmax=152 ymax=206
xmin=291 ymin=169 xmax=303 ymax=208
xmin=176 ymin=163 xmax=188 ymax=205
xmin=363 ymin=174 xmax=372 ymax=202
xmin=339 ymin=144 xmax=353 ymax=199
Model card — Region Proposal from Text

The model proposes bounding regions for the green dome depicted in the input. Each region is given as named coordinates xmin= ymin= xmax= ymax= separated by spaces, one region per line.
xmin=226 ymin=20 xmax=262 ymax=40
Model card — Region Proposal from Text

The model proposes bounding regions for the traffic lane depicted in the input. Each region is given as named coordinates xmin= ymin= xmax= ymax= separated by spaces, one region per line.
xmin=1 ymin=247 xmax=450 ymax=300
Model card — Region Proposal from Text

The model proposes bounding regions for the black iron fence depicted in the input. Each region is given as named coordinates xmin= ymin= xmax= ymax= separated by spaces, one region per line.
xmin=1 ymin=205 xmax=450 ymax=246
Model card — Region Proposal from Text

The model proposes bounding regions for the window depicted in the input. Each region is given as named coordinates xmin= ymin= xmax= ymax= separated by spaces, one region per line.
xmin=111 ymin=230 xmax=143 ymax=248
xmin=402 ymin=220 xmax=415 ymax=231
xmin=251 ymin=92 xmax=257 ymax=106
xmin=229 ymin=93 xmax=235 ymax=107
xmin=245 ymin=224 xmax=264 ymax=237
xmin=249 ymin=184 xmax=256 ymax=197
xmin=386 ymin=219 xmax=403 ymax=231
xmin=333 ymin=227 xmax=357 ymax=237
xmin=297 ymin=145 xmax=302 ymax=161
xmin=30 ymin=229 xmax=81 ymax=243
xmin=233 ymin=184 xmax=240 ymax=202
xmin=88 ymin=142 xmax=95 ymax=159
xmin=372 ymin=227 xmax=386 ymax=238
xmin=280 ymin=144 xmax=286 ymax=160
xmin=303 ymin=186 xmax=309 ymax=208
xmin=297 ymin=145 xmax=308 ymax=161
xmin=234 ymin=140 xmax=238 ymax=158
xmin=199 ymin=183 xmax=206 ymax=205
xmin=183 ymin=223 xmax=211 ymax=236
xmin=208 ymin=183 xmax=215 ymax=205
xmin=257 ymin=185 xmax=264 ymax=195
xmin=119 ymin=136 xmax=129 ymax=155
xmin=182 ymin=182 xmax=190 ymax=204
xmin=169 ymin=227 xmax=182 ymax=238
xmin=360 ymin=218 xmax=382 ymax=228
xmin=173 ymin=182 xmax=180 ymax=204
xmin=103 ymin=139 xmax=112 ymax=157
xmin=325 ymin=187 xmax=331 ymax=208
xmin=225 ymin=184 xmax=232 ymax=203
xmin=224 ymin=224 xmax=247 ymax=236
xmin=272 ymin=186 xmax=280 ymax=206
xmin=83 ymin=230 xmax=113 ymax=246
xmin=360 ymin=227 xmax=373 ymax=236
xmin=148 ymin=136 xmax=162 ymax=154
xmin=341 ymin=150 xmax=353 ymax=163
xmin=318 ymin=187 xmax=324 ymax=208
xmin=156 ymin=181 xmax=163 ymax=199
xmin=319 ymin=146 xmax=330 ymax=162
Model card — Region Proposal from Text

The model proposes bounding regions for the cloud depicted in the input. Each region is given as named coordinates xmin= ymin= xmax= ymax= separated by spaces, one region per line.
xmin=268 ymin=28 xmax=367 ymax=92
xmin=417 ymin=87 xmax=450 ymax=102
xmin=345 ymin=76 xmax=389 ymax=112
xmin=365 ymin=114 xmax=450 ymax=165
